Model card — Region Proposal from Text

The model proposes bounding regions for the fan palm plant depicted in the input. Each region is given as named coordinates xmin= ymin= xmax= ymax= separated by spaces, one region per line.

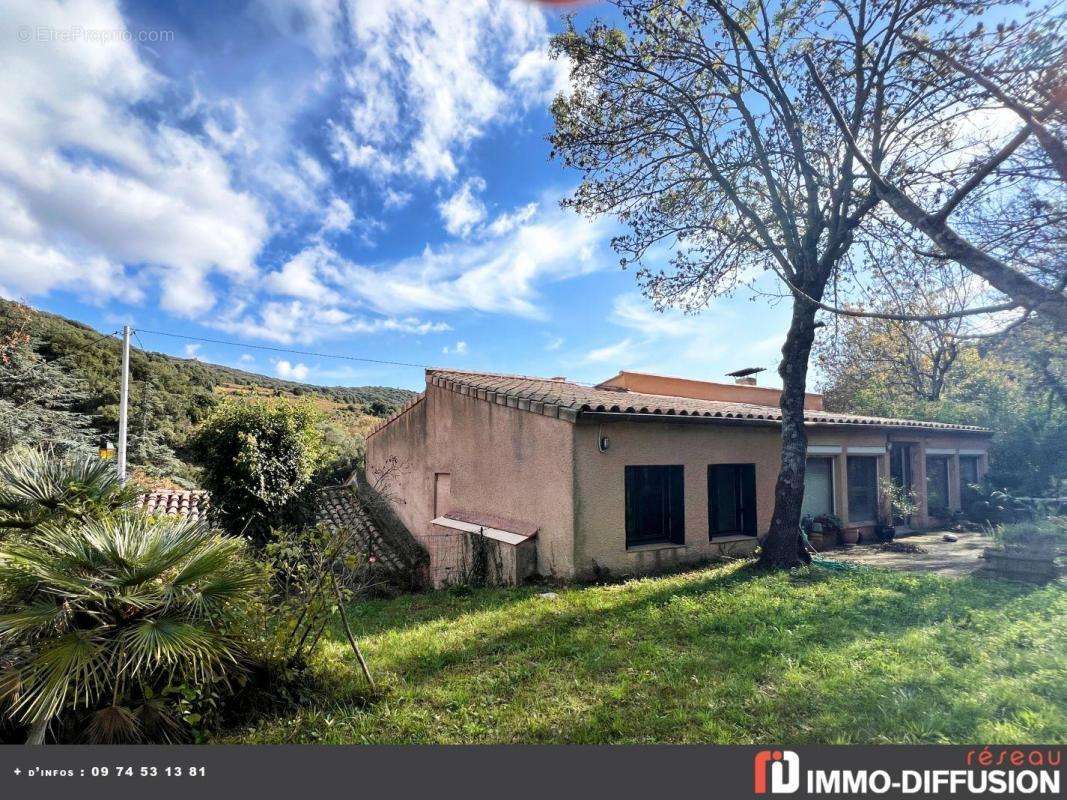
xmin=0 ymin=448 xmax=140 ymax=532
xmin=0 ymin=512 xmax=262 ymax=743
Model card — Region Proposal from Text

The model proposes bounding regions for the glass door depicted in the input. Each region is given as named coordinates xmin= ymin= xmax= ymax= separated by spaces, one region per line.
xmin=889 ymin=444 xmax=913 ymax=525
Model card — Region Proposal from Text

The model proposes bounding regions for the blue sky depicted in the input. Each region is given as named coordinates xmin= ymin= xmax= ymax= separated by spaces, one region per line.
xmin=1 ymin=0 xmax=793 ymax=391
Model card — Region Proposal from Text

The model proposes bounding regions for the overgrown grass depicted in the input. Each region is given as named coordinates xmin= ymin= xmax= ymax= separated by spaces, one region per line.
xmin=224 ymin=562 xmax=1066 ymax=744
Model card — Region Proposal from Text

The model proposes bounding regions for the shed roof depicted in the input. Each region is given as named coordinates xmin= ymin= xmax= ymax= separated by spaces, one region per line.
xmin=420 ymin=369 xmax=989 ymax=433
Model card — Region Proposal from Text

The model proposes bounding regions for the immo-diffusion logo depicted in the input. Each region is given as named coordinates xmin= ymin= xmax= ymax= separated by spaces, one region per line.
xmin=754 ymin=750 xmax=801 ymax=794
xmin=752 ymin=747 xmax=1061 ymax=796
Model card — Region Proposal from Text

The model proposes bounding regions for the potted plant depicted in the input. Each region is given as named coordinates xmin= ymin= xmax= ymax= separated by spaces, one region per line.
xmin=813 ymin=513 xmax=844 ymax=546
xmin=878 ymin=477 xmax=918 ymax=541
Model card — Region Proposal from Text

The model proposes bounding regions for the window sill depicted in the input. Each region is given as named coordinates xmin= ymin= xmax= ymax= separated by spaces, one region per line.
xmin=709 ymin=534 xmax=757 ymax=543
xmin=626 ymin=541 xmax=686 ymax=552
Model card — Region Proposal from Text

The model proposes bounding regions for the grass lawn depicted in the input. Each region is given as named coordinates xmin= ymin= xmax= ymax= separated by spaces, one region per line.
xmin=225 ymin=561 xmax=1067 ymax=744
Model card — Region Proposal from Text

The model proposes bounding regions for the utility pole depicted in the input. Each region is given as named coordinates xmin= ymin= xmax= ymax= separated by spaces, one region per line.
xmin=117 ymin=325 xmax=131 ymax=483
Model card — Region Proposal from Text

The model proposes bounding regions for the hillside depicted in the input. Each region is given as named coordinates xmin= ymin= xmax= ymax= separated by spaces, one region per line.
xmin=0 ymin=299 xmax=417 ymax=484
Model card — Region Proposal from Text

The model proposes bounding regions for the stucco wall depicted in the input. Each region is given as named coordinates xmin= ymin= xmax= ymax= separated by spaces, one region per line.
xmin=572 ymin=420 xmax=781 ymax=578
xmin=366 ymin=384 xmax=577 ymax=578
xmin=367 ymin=381 xmax=990 ymax=583
xmin=572 ymin=420 xmax=991 ymax=579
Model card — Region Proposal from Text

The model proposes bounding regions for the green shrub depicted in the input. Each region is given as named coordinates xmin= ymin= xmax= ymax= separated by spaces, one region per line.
xmin=191 ymin=400 xmax=332 ymax=544
xmin=993 ymin=517 xmax=1067 ymax=552
xmin=0 ymin=448 xmax=140 ymax=534
xmin=0 ymin=512 xmax=263 ymax=743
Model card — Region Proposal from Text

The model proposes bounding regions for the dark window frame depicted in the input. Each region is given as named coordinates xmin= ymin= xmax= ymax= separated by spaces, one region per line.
xmin=959 ymin=455 xmax=980 ymax=488
xmin=926 ymin=455 xmax=951 ymax=517
xmin=846 ymin=455 xmax=879 ymax=524
xmin=707 ymin=463 xmax=757 ymax=539
xmin=801 ymin=456 xmax=835 ymax=519
xmin=624 ymin=465 xmax=685 ymax=548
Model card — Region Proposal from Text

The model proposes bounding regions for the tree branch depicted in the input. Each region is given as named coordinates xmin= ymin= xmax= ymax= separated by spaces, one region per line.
xmin=803 ymin=53 xmax=1067 ymax=332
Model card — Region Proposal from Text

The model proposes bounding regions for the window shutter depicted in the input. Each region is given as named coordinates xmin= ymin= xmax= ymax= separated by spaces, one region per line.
xmin=669 ymin=465 xmax=685 ymax=544
xmin=740 ymin=465 xmax=757 ymax=536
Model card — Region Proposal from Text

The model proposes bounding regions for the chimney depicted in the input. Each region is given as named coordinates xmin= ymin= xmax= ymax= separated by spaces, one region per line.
xmin=725 ymin=367 xmax=766 ymax=386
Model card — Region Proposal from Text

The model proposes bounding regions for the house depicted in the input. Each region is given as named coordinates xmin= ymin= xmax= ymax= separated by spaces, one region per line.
xmin=365 ymin=369 xmax=991 ymax=584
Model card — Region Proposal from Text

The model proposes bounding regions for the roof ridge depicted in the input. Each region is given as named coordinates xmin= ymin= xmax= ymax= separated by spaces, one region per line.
xmin=426 ymin=367 xmax=577 ymax=384
xmin=424 ymin=369 xmax=990 ymax=433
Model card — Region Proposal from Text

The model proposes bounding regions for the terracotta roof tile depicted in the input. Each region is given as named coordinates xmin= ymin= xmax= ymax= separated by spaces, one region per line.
xmin=136 ymin=490 xmax=210 ymax=521
xmin=423 ymin=369 xmax=989 ymax=433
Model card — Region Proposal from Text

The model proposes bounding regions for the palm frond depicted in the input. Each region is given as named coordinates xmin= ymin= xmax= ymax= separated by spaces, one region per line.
xmin=0 ymin=601 xmax=70 ymax=641
xmin=121 ymin=618 xmax=236 ymax=681
xmin=12 ymin=631 xmax=109 ymax=722
xmin=86 ymin=704 xmax=141 ymax=744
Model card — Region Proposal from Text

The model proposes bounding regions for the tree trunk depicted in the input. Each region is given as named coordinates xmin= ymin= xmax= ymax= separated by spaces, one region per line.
xmin=759 ymin=298 xmax=819 ymax=569
xmin=26 ymin=715 xmax=48 ymax=745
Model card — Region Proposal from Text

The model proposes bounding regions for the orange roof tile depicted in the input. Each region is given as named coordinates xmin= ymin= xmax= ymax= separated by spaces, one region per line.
xmin=421 ymin=369 xmax=990 ymax=433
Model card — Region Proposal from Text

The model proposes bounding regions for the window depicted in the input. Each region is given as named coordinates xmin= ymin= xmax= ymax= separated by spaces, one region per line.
xmin=846 ymin=456 xmax=879 ymax=523
xmin=959 ymin=455 xmax=980 ymax=508
xmin=708 ymin=464 xmax=757 ymax=538
xmin=625 ymin=465 xmax=685 ymax=547
xmin=890 ymin=444 xmax=913 ymax=491
xmin=959 ymin=455 xmax=980 ymax=488
xmin=926 ymin=455 xmax=951 ymax=517
xmin=801 ymin=457 xmax=834 ymax=519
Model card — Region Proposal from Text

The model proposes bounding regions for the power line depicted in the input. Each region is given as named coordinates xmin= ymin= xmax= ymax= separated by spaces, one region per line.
xmin=135 ymin=327 xmax=431 ymax=370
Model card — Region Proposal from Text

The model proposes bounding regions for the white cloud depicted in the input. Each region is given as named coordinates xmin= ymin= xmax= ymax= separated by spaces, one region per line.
xmin=0 ymin=0 xmax=269 ymax=316
xmin=322 ymin=197 xmax=355 ymax=232
xmin=263 ymin=244 xmax=342 ymax=303
xmin=339 ymin=197 xmax=611 ymax=319
xmin=545 ymin=335 xmax=564 ymax=352
xmin=573 ymin=292 xmax=791 ymax=381
xmin=442 ymin=340 xmax=468 ymax=355
xmin=253 ymin=0 xmax=344 ymax=59
xmin=584 ymin=338 xmax=635 ymax=364
xmin=485 ymin=202 xmax=537 ymax=237
xmin=239 ymin=353 xmax=256 ymax=363
xmin=438 ymin=177 xmax=487 ymax=237
xmin=383 ymin=188 xmax=413 ymax=210
xmin=0 ymin=239 xmax=140 ymax=305
xmin=214 ymin=298 xmax=450 ymax=345
xmin=509 ymin=46 xmax=571 ymax=107
xmin=184 ymin=343 xmax=203 ymax=360
xmin=329 ymin=0 xmax=561 ymax=182
xmin=275 ymin=359 xmax=310 ymax=380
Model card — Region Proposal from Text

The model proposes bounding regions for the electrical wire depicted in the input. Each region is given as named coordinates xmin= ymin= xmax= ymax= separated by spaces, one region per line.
xmin=135 ymin=327 xmax=432 ymax=371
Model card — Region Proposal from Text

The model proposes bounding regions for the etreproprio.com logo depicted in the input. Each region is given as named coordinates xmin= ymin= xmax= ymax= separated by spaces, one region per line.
xmin=753 ymin=749 xmax=1062 ymax=796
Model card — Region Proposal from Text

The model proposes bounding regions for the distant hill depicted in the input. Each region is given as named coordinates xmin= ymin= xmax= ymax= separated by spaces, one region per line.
xmin=0 ymin=299 xmax=417 ymax=485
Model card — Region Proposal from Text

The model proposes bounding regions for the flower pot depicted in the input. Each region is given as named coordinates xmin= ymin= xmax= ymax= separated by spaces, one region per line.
xmin=841 ymin=528 xmax=861 ymax=545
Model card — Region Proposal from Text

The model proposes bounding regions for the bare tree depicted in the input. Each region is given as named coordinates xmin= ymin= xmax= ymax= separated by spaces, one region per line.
xmin=806 ymin=8 xmax=1067 ymax=330
xmin=551 ymin=0 xmax=994 ymax=567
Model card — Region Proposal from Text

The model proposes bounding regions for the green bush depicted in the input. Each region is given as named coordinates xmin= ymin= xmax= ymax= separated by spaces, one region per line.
xmin=0 ymin=448 xmax=140 ymax=533
xmin=993 ymin=517 xmax=1067 ymax=552
xmin=0 ymin=513 xmax=262 ymax=743
xmin=191 ymin=401 xmax=333 ymax=544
